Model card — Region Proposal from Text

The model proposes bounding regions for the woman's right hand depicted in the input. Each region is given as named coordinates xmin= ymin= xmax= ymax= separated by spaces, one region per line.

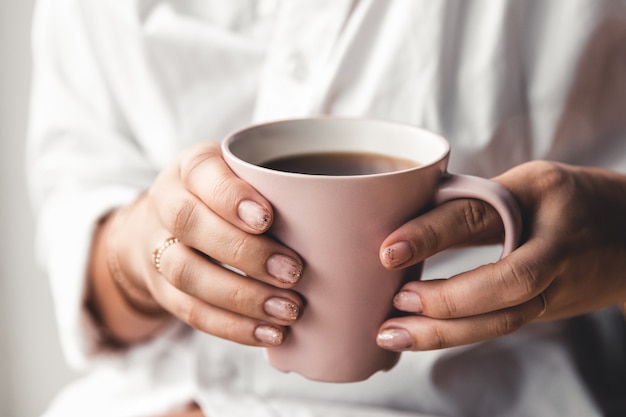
xmin=95 ymin=142 xmax=304 ymax=347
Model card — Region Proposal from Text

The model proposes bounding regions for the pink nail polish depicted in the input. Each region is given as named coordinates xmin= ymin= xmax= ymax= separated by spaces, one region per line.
xmin=254 ymin=325 xmax=284 ymax=345
xmin=377 ymin=328 xmax=412 ymax=350
xmin=393 ymin=291 xmax=423 ymax=313
xmin=264 ymin=297 xmax=300 ymax=321
xmin=382 ymin=241 xmax=413 ymax=268
xmin=238 ymin=200 xmax=271 ymax=232
xmin=267 ymin=254 xmax=303 ymax=284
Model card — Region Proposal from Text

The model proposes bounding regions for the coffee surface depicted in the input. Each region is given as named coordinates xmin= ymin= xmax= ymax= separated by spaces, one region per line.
xmin=261 ymin=151 xmax=419 ymax=176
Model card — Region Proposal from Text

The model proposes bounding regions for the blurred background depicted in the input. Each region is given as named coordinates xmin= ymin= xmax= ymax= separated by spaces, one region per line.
xmin=1 ymin=1 xmax=79 ymax=416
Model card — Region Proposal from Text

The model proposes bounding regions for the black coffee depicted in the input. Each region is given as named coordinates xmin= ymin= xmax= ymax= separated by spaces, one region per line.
xmin=260 ymin=151 xmax=420 ymax=176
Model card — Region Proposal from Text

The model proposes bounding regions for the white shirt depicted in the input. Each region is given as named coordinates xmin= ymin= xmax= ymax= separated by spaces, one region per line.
xmin=27 ymin=0 xmax=626 ymax=416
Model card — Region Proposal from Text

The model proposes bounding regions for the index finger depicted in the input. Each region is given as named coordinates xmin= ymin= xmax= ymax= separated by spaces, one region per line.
xmin=179 ymin=142 xmax=274 ymax=234
xmin=380 ymin=198 xmax=506 ymax=269
xmin=393 ymin=237 xmax=558 ymax=319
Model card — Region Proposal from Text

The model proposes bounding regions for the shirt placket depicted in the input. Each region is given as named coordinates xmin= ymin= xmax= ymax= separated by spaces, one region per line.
xmin=253 ymin=0 xmax=357 ymax=121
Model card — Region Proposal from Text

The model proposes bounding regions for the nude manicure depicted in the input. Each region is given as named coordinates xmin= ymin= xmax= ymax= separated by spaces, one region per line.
xmin=254 ymin=325 xmax=284 ymax=345
xmin=264 ymin=297 xmax=300 ymax=321
xmin=382 ymin=241 xmax=413 ymax=268
xmin=238 ymin=200 xmax=271 ymax=232
xmin=377 ymin=328 xmax=412 ymax=350
xmin=393 ymin=290 xmax=423 ymax=313
xmin=267 ymin=254 xmax=303 ymax=284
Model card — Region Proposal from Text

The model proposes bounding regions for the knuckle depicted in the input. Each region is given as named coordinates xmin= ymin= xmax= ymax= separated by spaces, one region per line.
xmin=429 ymin=324 xmax=450 ymax=350
xmin=434 ymin=287 xmax=458 ymax=318
xmin=178 ymin=144 xmax=242 ymax=209
xmin=492 ymin=308 xmax=525 ymax=337
xmin=414 ymin=223 xmax=440 ymax=255
xmin=179 ymin=299 xmax=244 ymax=343
xmin=169 ymin=198 xmax=198 ymax=238
xmin=211 ymin=170 xmax=233 ymax=197
xmin=211 ymin=172 xmax=241 ymax=209
xmin=229 ymin=233 xmax=256 ymax=265
xmin=498 ymin=259 xmax=541 ymax=302
xmin=182 ymin=300 xmax=204 ymax=330
xmin=167 ymin=256 xmax=192 ymax=292
xmin=461 ymin=198 xmax=492 ymax=235
xmin=227 ymin=282 xmax=248 ymax=312
xmin=179 ymin=144 xmax=220 ymax=184
xmin=532 ymin=161 xmax=571 ymax=192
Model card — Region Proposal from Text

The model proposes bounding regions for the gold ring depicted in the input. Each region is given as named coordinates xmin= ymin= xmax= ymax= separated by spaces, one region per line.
xmin=538 ymin=291 xmax=548 ymax=318
xmin=152 ymin=237 xmax=180 ymax=272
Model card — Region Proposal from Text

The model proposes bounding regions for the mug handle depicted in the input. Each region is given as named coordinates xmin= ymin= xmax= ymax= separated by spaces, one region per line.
xmin=435 ymin=173 xmax=522 ymax=258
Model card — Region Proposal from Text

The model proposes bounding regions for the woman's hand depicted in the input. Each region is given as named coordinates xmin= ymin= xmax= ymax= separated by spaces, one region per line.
xmin=376 ymin=160 xmax=626 ymax=351
xmin=92 ymin=142 xmax=304 ymax=347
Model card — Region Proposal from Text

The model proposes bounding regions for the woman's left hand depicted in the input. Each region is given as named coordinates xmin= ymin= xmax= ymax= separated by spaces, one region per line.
xmin=376 ymin=160 xmax=626 ymax=351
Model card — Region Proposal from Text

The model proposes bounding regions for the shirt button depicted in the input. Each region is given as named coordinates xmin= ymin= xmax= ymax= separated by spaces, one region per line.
xmin=284 ymin=52 xmax=309 ymax=82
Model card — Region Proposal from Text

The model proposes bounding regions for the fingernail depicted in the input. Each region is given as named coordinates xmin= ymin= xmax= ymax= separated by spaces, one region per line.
xmin=254 ymin=325 xmax=284 ymax=345
xmin=238 ymin=200 xmax=271 ymax=232
xmin=267 ymin=254 xmax=303 ymax=284
xmin=382 ymin=241 xmax=413 ymax=268
xmin=264 ymin=297 xmax=300 ymax=321
xmin=393 ymin=291 xmax=423 ymax=313
xmin=377 ymin=328 xmax=413 ymax=350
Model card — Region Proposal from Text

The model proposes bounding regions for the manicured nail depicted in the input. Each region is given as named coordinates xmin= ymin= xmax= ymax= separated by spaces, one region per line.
xmin=393 ymin=291 xmax=423 ymax=313
xmin=377 ymin=328 xmax=413 ymax=350
xmin=382 ymin=241 xmax=413 ymax=268
xmin=264 ymin=297 xmax=300 ymax=321
xmin=238 ymin=200 xmax=271 ymax=232
xmin=254 ymin=325 xmax=284 ymax=345
xmin=267 ymin=254 xmax=303 ymax=284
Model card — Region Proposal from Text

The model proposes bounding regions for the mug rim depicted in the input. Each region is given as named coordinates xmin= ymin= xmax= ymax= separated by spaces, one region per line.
xmin=221 ymin=116 xmax=451 ymax=179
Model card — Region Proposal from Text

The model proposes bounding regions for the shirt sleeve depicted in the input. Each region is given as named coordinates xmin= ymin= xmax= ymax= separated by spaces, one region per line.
xmin=26 ymin=0 xmax=158 ymax=370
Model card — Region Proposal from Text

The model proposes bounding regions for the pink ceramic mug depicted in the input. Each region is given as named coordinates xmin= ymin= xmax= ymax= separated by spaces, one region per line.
xmin=222 ymin=118 xmax=521 ymax=383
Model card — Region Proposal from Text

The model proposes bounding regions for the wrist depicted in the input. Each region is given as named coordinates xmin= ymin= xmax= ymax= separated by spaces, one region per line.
xmin=87 ymin=203 xmax=170 ymax=346
xmin=106 ymin=204 xmax=167 ymax=317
